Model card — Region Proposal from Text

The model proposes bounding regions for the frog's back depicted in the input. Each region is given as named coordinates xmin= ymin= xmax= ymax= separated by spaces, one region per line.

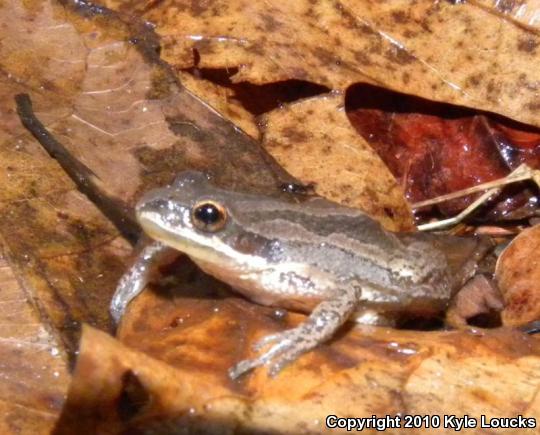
xmin=228 ymin=196 xmax=447 ymax=295
xmin=229 ymin=196 xmax=403 ymax=256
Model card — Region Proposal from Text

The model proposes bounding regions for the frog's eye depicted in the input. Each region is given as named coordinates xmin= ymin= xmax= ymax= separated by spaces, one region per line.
xmin=191 ymin=201 xmax=228 ymax=232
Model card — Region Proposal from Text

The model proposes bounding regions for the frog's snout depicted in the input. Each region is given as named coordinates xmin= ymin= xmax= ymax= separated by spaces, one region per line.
xmin=135 ymin=187 xmax=175 ymax=215
xmin=135 ymin=193 xmax=161 ymax=219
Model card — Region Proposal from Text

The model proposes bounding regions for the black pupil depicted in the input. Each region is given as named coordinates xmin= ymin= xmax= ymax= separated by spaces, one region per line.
xmin=194 ymin=203 xmax=221 ymax=225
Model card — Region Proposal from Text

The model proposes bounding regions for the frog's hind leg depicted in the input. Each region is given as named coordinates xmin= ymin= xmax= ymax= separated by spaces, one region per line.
xmin=229 ymin=285 xmax=361 ymax=379
xmin=110 ymin=241 xmax=175 ymax=323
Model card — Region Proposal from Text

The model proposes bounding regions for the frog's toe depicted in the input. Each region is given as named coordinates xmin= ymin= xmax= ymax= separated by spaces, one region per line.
xmin=229 ymin=331 xmax=296 ymax=379
xmin=267 ymin=348 xmax=303 ymax=378
xmin=228 ymin=358 xmax=261 ymax=380
xmin=229 ymin=328 xmax=312 ymax=379
xmin=266 ymin=333 xmax=311 ymax=376
xmin=252 ymin=330 xmax=291 ymax=351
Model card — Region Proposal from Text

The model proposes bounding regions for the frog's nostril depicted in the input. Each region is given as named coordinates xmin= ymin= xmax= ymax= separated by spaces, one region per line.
xmin=136 ymin=197 xmax=165 ymax=214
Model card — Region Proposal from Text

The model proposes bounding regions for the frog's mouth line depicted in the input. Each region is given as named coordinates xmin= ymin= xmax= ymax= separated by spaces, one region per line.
xmin=138 ymin=211 xmax=268 ymax=270
xmin=138 ymin=212 xmax=214 ymax=260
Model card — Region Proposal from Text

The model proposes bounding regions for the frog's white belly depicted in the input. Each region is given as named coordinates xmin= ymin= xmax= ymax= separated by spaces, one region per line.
xmin=193 ymin=257 xmax=334 ymax=312
xmin=193 ymin=255 xmax=450 ymax=321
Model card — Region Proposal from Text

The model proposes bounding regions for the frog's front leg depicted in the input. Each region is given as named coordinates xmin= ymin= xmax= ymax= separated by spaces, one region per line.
xmin=110 ymin=241 xmax=176 ymax=323
xmin=229 ymin=285 xmax=361 ymax=379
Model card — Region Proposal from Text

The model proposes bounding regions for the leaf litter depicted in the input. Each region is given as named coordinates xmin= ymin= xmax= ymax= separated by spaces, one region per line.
xmin=0 ymin=0 xmax=539 ymax=433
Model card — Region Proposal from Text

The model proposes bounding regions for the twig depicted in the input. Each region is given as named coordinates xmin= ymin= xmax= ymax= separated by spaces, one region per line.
xmin=412 ymin=164 xmax=535 ymax=209
xmin=414 ymin=164 xmax=540 ymax=231
xmin=15 ymin=93 xmax=141 ymax=245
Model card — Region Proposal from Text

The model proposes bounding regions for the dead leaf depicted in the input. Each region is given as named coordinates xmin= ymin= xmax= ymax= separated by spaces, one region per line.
xmin=177 ymin=71 xmax=260 ymax=140
xmin=347 ymin=84 xmax=540 ymax=218
xmin=99 ymin=0 xmax=540 ymax=223
xmin=496 ymin=224 xmax=540 ymax=326
xmin=261 ymin=93 xmax=414 ymax=231
xmin=54 ymin=325 xmax=238 ymax=435
xmin=472 ymin=0 xmax=540 ymax=30
xmin=446 ymin=274 xmax=504 ymax=328
xmin=106 ymin=0 xmax=540 ymax=127
xmin=0 ymin=249 xmax=69 ymax=434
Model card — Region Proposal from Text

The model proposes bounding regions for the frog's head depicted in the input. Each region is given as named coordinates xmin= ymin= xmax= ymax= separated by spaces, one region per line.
xmin=135 ymin=171 xmax=270 ymax=268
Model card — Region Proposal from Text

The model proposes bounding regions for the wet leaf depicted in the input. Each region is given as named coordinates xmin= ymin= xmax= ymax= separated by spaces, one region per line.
xmin=54 ymin=316 xmax=540 ymax=433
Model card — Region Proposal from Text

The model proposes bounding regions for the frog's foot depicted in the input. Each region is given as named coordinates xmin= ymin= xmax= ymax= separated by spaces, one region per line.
xmin=228 ymin=285 xmax=361 ymax=379
xmin=228 ymin=327 xmax=318 ymax=379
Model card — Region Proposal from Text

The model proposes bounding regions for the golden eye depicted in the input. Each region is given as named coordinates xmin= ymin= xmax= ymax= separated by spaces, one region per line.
xmin=191 ymin=201 xmax=227 ymax=232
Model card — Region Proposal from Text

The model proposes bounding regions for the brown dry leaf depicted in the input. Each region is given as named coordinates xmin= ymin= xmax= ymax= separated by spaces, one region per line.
xmin=472 ymin=0 xmax=540 ymax=29
xmin=0 ymin=249 xmax=69 ymax=434
xmin=446 ymin=275 xmax=504 ymax=328
xmin=261 ymin=93 xmax=414 ymax=231
xmin=404 ymin=350 xmax=540 ymax=422
xmin=496 ymin=224 xmax=540 ymax=326
xmin=54 ymin=303 xmax=540 ymax=434
xmin=54 ymin=325 xmax=238 ymax=434
xmin=177 ymin=70 xmax=260 ymax=140
xmin=105 ymin=0 xmax=540 ymax=127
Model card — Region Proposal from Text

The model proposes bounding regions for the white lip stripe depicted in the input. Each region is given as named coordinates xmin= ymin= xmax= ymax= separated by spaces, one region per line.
xmin=139 ymin=210 xmax=270 ymax=270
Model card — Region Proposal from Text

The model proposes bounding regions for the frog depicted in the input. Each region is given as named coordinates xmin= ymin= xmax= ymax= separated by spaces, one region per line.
xmin=110 ymin=171 xmax=493 ymax=379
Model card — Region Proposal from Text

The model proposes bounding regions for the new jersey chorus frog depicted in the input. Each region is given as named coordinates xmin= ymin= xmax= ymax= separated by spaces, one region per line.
xmin=111 ymin=171 xmax=492 ymax=378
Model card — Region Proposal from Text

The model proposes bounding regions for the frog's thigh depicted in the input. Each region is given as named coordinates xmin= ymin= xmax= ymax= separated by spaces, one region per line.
xmin=110 ymin=241 xmax=174 ymax=323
